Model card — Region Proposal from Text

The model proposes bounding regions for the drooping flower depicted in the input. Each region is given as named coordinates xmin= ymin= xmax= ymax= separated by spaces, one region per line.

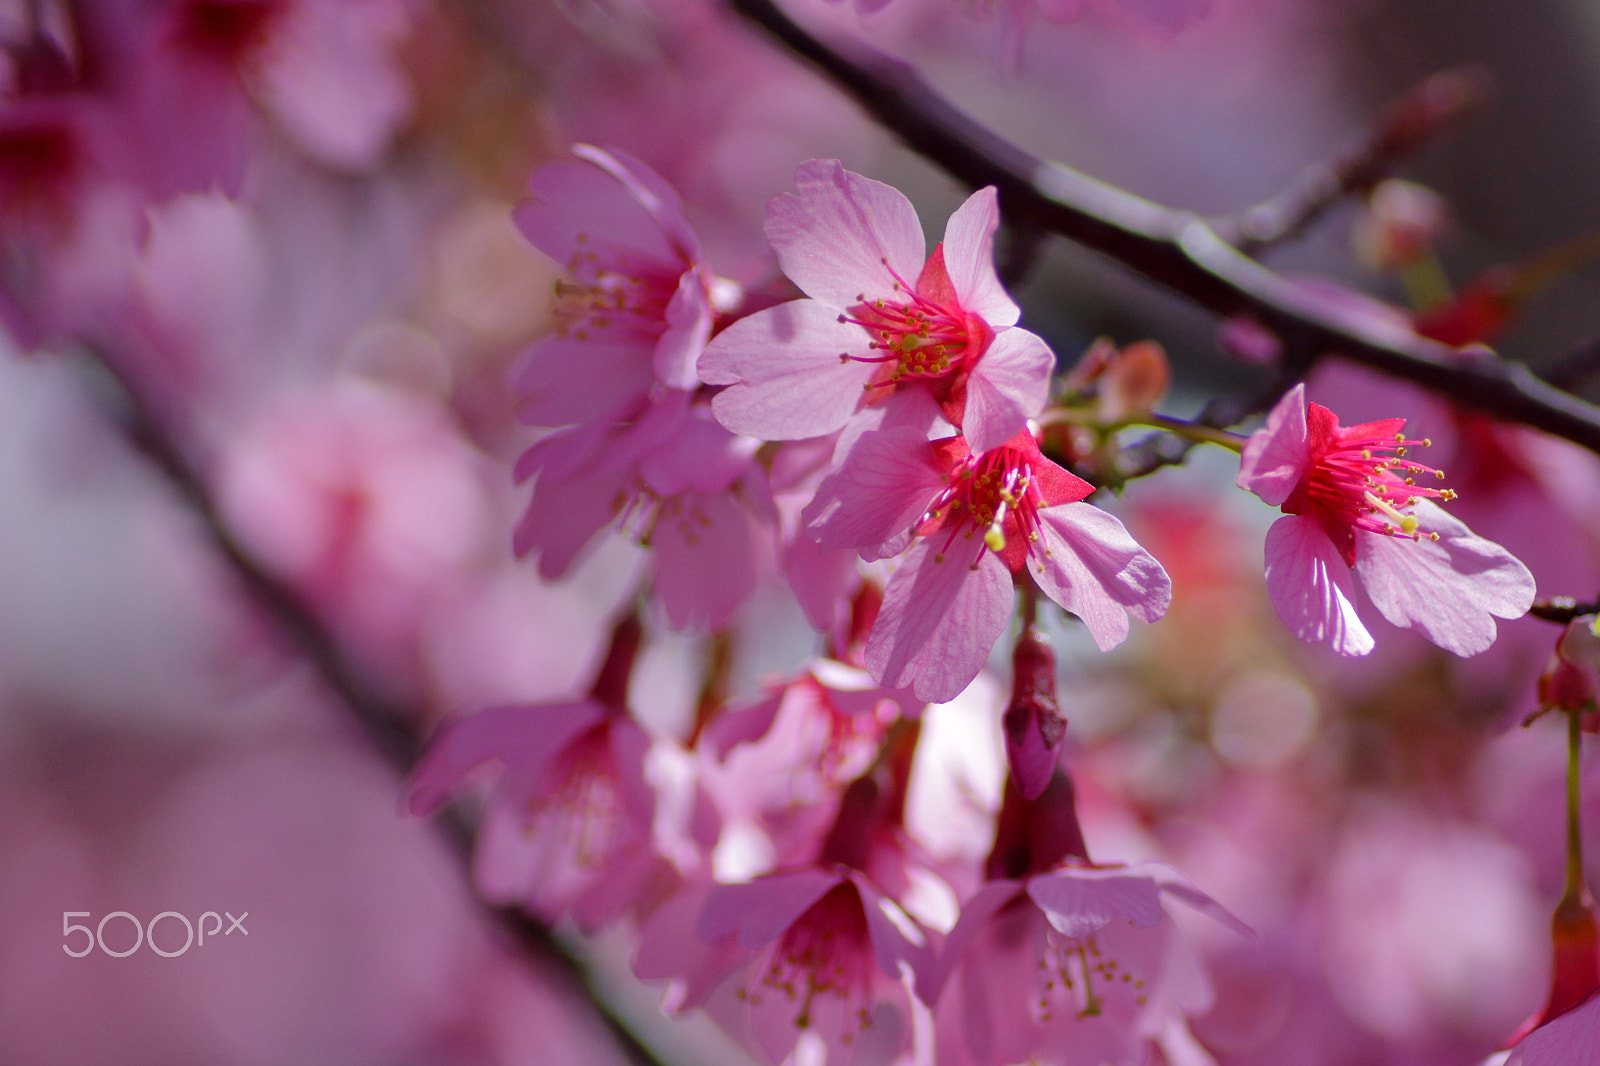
xmin=699 ymin=160 xmax=1054 ymax=455
xmin=928 ymin=860 xmax=1248 ymax=1066
xmin=805 ymin=426 xmax=1170 ymax=702
xmin=635 ymin=867 xmax=933 ymax=1066
xmin=406 ymin=616 xmax=684 ymax=931
xmin=1236 ymin=383 xmax=1535 ymax=657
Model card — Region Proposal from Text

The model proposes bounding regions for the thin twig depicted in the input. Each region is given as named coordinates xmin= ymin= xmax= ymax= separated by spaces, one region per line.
xmin=1218 ymin=66 xmax=1492 ymax=256
xmin=725 ymin=0 xmax=1600 ymax=453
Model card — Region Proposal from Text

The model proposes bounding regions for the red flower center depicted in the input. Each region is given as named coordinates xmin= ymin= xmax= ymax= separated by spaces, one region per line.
xmin=838 ymin=246 xmax=993 ymax=397
xmin=916 ymin=434 xmax=1092 ymax=572
xmin=1287 ymin=403 xmax=1456 ymax=566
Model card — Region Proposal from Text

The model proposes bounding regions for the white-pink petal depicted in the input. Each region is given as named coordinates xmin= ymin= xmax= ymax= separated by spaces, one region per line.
xmin=1262 ymin=513 xmax=1374 ymax=656
xmin=1353 ymin=499 xmax=1536 ymax=657
xmin=865 ymin=539 xmax=1014 ymax=703
xmin=764 ymin=159 xmax=926 ymax=310
xmin=1028 ymin=502 xmax=1171 ymax=651
xmin=701 ymin=300 xmax=877 ymax=441
xmin=1237 ymin=383 xmax=1310 ymax=507
xmin=940 ymin=186 xmax=1020 ymax=328
xmin=961 ymin=327 xmax=1055 ymax=455
xmin=802 ymin=427 xmax=946 ymax=559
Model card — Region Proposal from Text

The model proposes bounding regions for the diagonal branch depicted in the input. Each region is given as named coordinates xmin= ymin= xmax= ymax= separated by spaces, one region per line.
xmin=69 ymin=346 xmax=679 ymax=1066
xmin=726 ymin=0 xmax=1600 ymax=453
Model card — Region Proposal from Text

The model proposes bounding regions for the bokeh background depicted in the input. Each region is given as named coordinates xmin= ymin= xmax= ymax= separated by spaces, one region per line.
xmin=5 ymin=0 xmax=1600 ymax=1062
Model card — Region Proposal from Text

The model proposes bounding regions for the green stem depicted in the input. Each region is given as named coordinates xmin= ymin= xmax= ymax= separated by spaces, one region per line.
xmin=1113 ymin=413 xmax=1249 ymax=453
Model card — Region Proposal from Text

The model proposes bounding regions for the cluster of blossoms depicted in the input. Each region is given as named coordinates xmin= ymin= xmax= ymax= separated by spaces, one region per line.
xmin=407 ymin=147 xmax=1558 ymax=1066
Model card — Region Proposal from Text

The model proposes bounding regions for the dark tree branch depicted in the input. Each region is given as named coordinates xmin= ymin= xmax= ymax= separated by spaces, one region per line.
xmin=726 ymin=0 xmax=1600 ymax=453
xmin=68 ymin=346 xmax=678 ymax=1066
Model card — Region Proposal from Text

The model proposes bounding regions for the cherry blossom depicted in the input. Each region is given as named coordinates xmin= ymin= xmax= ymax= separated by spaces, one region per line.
xmin=1236 ymin=383 xmax=1536 ymax=657
xmin=512 ymin=144 xmax=735 ymax=413
xmin=806 ymin=427 xmax=1170 ymax=702
xmin=700 ymin=159 xmax=1054 ymax=455
xmin=927 ymin=860 xmax=1248 ymax=1066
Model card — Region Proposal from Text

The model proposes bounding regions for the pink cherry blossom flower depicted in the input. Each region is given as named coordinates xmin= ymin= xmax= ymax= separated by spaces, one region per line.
xmin=637 ymin=866 xmax=933 ymax=1066
xmin=805 ymin=427 xmax=1170 ymax=702
xmin=512 ymin=143 xmax=734 ymax=422
xmin=1236 ymin=383 xmax=1535 ymax=657
xmin=927 ymin=861 xmax=1248 ymax=1066
xmin=700 ymin=160 xmax=1054 ymax=455
xmin=513 ymin=390 xmax=775 ymax=631
xmin=407 ymin=699 xmax=667 ymax=931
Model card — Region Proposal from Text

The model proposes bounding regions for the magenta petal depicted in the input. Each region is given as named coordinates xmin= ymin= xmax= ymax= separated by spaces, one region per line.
xmin=852 ymin=873 xmax=933 ymax=985
xmin=634 ymin=886 xmax=750 ymax=1012
xmin=784 ymin=532 xmax=861 ymax=636
xmin=1237 ymin=383 xmax=1311 ymax=506
xmin=516 ymin=157 xmax=678 ymax=268
xmin=701 ymin=300 xmax=877 ymax=440
xmin=698 ymin=868 xmax=843 ymax=948
xmin=802 ymin=427 xmax=946 ymax=558
xmin=963 ymin=328 xmax=1055 ymax=454
xmin=657 ymin=269 xmax=713 ymax=390
xmin=1025 ymin=867 xmax=1165 ymax=939
xmin=572 ymin=144 xmax=701 ymax=260
xmin=513 ymin=464 xmax=630 ymax=576
xmin=925 ymin=880 xmax=1025 ymax=1005
xmin=406 ymin=701 xmax=605 ymax=815
xmin=511 ymin=335 xmax=655 ymax=429
xmin=764 ymin=159 xmax=926 ymax=309
xmin=865 ymin=540 xmax=1014 ymax=703
xmin=1507 ymin=993 xmax=1600 ymax=1066
xmin=940 ymin=186 xmax=1019 ymax=327
xmin=650 ymin=492 xmax=761 ymax=631
xmin=1028 ymin=503 xmax=1172 ymax=651
xmin=1353 ymin=499 xmax=1536 ymax=657
xmin=1262 ymin=513 xmax=1374 ymax=656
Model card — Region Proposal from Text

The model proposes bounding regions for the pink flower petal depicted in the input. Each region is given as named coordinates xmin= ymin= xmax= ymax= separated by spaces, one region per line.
xmin=764 ymin=159 xmax=926 ymax=310
xmin=406 ymin=701 xmax=605 ymax=815
xmin=657 ymin=269 xmax=715 ymax=390
xmin=515 ymin=157 xmax=679 ymax=270
xmin=802 ymin=427 xmax=946 ymax=559
xmin=1025 ymin=867 xmax=1166 ymax=939
xmin=510 ymin=335 xmax=655 ymax=429
xmin=512 ymin=464 xmax=631 ymax=578
xmin=962 ymin=327 xmax=1055 ymax=455
xmin=1507 ymin=992 xmax=1600 ymax=1066
xmin=650 ymin=491 xmax=762 ymax=631
xmin=1353 ymin=499 xmax=1536 ymax=657
xmin=571 ymin=144 xmax=701 ymax=261
xmin=940 ymin=186 xmax=1020 ymax=328
xmin=1028 ymin=503 xmax=1171 ymax=651
xmin=865 ymin=539 xmax=1015 ymax=703
xmin=1262 ymin=513 xmax=1374 ymax=656
xmin=701 ymin=300 xmax=877 ymax=440
xmin=698 ymin=868 xmax=843 ymax=948
xmin=1237 ymin=383 xmax=1310 ymax=507
xmin=925 ymin=880 xmax=1025 ymax=1005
